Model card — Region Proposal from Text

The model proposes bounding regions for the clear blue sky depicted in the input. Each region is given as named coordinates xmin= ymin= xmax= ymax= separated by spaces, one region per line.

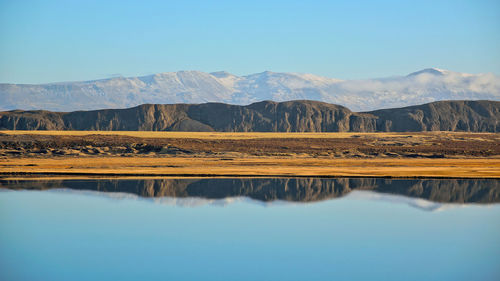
xmin=1 ymin=0 xmax=499 ymax=83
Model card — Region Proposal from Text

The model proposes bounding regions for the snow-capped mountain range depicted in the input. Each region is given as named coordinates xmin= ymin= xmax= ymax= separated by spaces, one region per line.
xmin=1 ymin=68 xmax=499 ymax=112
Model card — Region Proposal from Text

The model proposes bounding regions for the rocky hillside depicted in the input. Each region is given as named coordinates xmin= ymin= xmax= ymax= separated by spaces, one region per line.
xmin=369 ymin=100 xmax=500 ymax=132
xmin=0 ymin=100 xmax=499 ymax=132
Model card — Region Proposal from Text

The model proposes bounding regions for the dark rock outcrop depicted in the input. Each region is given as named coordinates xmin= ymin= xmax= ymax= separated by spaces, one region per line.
xmin=369 ymin=100 xmax=500 ymax=132
xmin=0 ymin=100 xmax=499 ymax=132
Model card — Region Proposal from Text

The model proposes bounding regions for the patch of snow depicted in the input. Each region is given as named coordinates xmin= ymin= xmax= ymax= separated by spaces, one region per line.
xmin=1 ymin=68 xmax=499 ymax=111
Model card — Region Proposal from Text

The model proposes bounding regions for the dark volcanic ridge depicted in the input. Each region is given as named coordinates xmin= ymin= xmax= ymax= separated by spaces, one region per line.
xmin=1 ymin=100 xmax=499 ymax=132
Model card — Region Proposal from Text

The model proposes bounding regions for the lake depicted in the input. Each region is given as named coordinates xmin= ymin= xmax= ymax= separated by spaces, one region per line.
xmin=1 ymin=177 xmax=499 ymax=281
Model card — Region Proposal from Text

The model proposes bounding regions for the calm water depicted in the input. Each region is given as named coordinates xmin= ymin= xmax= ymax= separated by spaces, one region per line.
xmin=1 ymin=178 xmax=499 ymax=281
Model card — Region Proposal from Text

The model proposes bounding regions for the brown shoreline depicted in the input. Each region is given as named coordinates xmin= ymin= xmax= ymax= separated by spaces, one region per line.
xmin=2 ymin=173 xmax=500 ymax=180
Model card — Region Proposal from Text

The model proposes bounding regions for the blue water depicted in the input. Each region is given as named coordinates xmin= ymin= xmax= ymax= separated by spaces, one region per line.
xmin=1 ymin=178 xmax=499 ymax=281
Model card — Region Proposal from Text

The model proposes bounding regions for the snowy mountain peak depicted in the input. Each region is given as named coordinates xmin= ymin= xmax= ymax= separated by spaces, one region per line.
xmin=1 ymin=69 xmax=498 ymax=112
xmin=407 ymin=68 xmax=447 ymax=76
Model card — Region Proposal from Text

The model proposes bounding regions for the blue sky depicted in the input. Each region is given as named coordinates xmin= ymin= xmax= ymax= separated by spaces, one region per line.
xmin=0 ymin=0 xmax=499 ymax=83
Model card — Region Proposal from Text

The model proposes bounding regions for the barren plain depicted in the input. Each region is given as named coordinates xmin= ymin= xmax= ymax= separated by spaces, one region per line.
xmin=1 ymin=131 xmax=499 ymax=178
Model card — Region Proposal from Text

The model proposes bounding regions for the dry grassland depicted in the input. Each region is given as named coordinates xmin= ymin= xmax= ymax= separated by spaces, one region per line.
xmin=0 ymin=131 xmax=499 ymax=178
xmin=1 ymin=130 xmax=491 ymax=139
xmin=1 ymin=157 xmax=499 ymax=178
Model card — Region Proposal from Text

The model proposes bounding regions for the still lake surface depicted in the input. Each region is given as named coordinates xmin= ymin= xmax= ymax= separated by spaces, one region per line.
xmin=1 ymin=177 xmax=499 ymax=281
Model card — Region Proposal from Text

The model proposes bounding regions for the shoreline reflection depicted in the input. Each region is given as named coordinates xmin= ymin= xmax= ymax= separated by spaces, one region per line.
xmin=1 ymin=177 xmax=499 ymax=205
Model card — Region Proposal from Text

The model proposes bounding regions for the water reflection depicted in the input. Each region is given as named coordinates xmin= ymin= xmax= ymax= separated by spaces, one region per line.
xmin=1 ymin=177 xmax=500 ymax=281
xmin=1 ymin=177 xmax=499 ymax=204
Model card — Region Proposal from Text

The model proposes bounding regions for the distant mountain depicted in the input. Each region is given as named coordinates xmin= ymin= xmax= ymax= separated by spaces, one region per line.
xmin=1 ymin=68 xmax=499 ymax=112
xmin=1 ymin=100 xmax=499 ymax=132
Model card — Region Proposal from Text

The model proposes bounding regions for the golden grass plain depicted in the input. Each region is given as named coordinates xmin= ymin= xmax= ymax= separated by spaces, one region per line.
xmin=3 ymin=130 xmax=494 ymax=140
xmin=1 ymin=157 xmax=499 ymax=178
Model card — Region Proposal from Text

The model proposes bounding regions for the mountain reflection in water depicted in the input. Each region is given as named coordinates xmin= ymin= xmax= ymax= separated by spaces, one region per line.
xmin=1 ymin=177 xmax=499 ymax=205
